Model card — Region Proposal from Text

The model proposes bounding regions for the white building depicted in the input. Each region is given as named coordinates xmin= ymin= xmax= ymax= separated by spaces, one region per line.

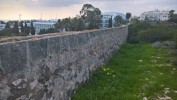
xmin=33 ymin=21 xmax=56 ymax=34
xmin=0 ymin=24 xmax=5 ymax=31
xmin=140 ymin=10 xmax=169 ymax=21
xmin=100 ymin=12 xmax=126 ymax=28
xmin=23 ymin=23 xmax=31 ymax=27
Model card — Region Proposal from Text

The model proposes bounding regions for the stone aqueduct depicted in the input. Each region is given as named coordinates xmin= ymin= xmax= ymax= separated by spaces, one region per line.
xmin=0 ymin=26 xmax=128 ymax=100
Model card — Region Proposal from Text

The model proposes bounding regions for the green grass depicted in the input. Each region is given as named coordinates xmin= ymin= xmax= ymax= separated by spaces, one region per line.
xmin=0 ymin=36 xmax=10 ymax=39
xmin=72 ymin=43 xmax=177 ymax=100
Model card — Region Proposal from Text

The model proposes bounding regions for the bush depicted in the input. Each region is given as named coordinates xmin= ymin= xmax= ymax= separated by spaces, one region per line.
xmin=137 ymin=29 xmax=173 ymax=43
xmin=128 ymin=21 xmax=177 ymax=44
xmin=128 ymin=21 xmax=151 ymax=43
xmin=173 ymin=32 xmax=177 ymax=48
xmin=0 ymin=28 xmax=12 ymax=36
xmin=0 ymin=28 xmax=27 ymax=37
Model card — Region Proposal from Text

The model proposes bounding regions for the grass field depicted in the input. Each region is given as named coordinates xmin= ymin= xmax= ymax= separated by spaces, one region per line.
xmin=0 ymin=36 xmax=10 ymax=39
xmin=72 ymin=43 xmax=177 ymax=100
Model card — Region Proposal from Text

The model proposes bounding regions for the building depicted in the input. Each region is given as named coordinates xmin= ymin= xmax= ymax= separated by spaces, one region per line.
xmin=23 ymin=23 xmax=31 ymax=27
xmin=0 ymin=24 xmax=5 ymax=31
xmin=130 ymin=16 xmax=139 ymax=21
xmin=140 ymin=10 xmax=169 ymax=21
xmin=99 ymin=12 xmax=126 ymax=28
xmin=33 ymin=21 xmax=56 ymax=34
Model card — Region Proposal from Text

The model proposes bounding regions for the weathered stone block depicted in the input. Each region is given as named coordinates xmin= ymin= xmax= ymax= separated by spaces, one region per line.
xmin=68 ymin=34 xmax=78 ymax=49
xmin=0 ymin=42 xmax=27 ymax=74
xmin=12 ymin=79 xmax=22 ymax=86
xmin=47 ymin=36 xmax=61 ymax=55
xmin=78 ymin=33 xmax=88 ymax=45
xmin=60 ymin=35 xmax=70 ymax=53
xmin=0 ymin=82 xmax=11 ymax=100
xmin=28 ymin=39 xmax=47 ymax=62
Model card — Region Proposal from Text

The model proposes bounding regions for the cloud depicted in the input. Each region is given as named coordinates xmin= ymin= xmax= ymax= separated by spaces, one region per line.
xmin=86 ymin=0 xmax=177 ymax=16
xmin=17 ymin=0 xmax=84 ymax=7
xmin=40 ymin=0 xmax=84 ymax=7
xmin=0 ymin=0 xmax=177 ymax=20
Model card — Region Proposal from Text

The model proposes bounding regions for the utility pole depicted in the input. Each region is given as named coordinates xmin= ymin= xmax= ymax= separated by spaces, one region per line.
xmin=19 ymin=14 xmax=22 ymax=33
xmin=19 ymin=14 xmax=22 ymax=22
xmin=56 ymin=14 xmax=58 ymax=19
xmin=41 ymin=13 xmax=42 ymax=21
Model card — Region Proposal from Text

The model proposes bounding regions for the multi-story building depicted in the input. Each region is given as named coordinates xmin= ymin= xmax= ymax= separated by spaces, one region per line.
xmin=23 ymin=23 xmax=31 ymax=27
xmin=99 ymin=12 xmax=126 ymax=28
xmin=0 ymin=24 xmax=6 ymax=31
xmin=140 ymin=10 xmax=169 ymax=21
xmin=33 ymin=21 xmax=56 ymax=34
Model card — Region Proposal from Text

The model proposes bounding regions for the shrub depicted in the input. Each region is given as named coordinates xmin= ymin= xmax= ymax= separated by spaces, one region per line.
xmin=137 ymin=29 xmax=173 ymax=43
xmin=128 ymin=21 xmax=177 ymax=44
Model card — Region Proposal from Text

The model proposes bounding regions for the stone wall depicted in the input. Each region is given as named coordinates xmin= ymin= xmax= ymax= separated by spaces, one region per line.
xmin=0 ymin=26 xmax=128 ymax=100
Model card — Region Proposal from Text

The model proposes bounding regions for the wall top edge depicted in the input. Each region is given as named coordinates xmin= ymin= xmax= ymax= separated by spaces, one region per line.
xmin=0 ymin=26 xmax=127 ymax=45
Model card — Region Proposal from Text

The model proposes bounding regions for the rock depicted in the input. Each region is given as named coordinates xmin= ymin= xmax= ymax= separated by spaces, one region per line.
xmin=174 ymin=91 xmax=177 ymax=93
xmin=17 ymin=84 xmax=26 ymax=89
xmin=153 ymin=41 xmax=176 ymax=49
xmin=23 ymin=84 xmax=27 ymax=88
xmin=24 ymin=78 xmax=28 ymax=82
xmin=45 ymin=80 xmax=54 ymax=93
xmin=158 ymin=95 xmax=172 ymax=100
xmin=167 ymin=49 xmax=177 ymax=54
xmin=29 ymin=79 xmax=38 ymax=90
xmin=162 ymin=41 xmax=176 ymax=49
xmin=35 ymin=83 xmax=44 ymax=92
xmin=16 ymin=95 xmax=27 ymax=100
xmin=42 ymin=93 xmax=47 ymax=100
xmin=143 ymin=97 xmax=148 ymax=100
xmin=12 ymin=79 xmax=22 ymax=86
xmin=29 ymin=93 xmax=33 ymax=98
xmin=152 ymin=41 xmax=162 ymax=48
xmin=169 ymin=58 xmax=177 ymax=66
xmin=0 ymin=83 xmax=12 ymax=100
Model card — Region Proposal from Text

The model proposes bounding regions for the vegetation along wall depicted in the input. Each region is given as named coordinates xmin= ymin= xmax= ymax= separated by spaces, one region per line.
xmin=0 ymin=26 xmax=128 ymax=100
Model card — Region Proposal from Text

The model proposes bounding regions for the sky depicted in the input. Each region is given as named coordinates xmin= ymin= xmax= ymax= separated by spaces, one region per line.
xmin=0 ymin=0 xmax=177 ymax=20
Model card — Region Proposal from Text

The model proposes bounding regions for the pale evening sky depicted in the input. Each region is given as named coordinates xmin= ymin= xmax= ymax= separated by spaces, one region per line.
xmin=0 ymin=0 xmax=177 ymax=20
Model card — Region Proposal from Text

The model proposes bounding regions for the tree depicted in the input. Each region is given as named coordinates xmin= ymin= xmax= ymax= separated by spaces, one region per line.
xmin=12 ymin=21 xmax=19 ymax=34
xmin=39 ymin=29 xmax=47 ymax=35
xmin=169 ymin=10 xmax=175 ymax=18
xmin=108 ymin=17 xmax=113 ymax=28
xmin=169 ymin=14 xmax=177 ymax=23
xmin=5 ymin=22 xmax=10 ymax=29
xmin=46 ymin=28 xmax=55 ymax=33
xmin=55 ymin=18 xmax=73 ymax=32
xmin=20 ymin=21 xmax=24 ymax=33
xmin=0 ymin=28 xmax=13 ymax=36
xmin=24 ymin=22 xmax=30 ymax=35
xmin=0 ymin=21 xmax=5 ymax=24
xmin=30 ymin=22 xmax=35 ymax=35
xmin=55 ymin=19 xmax=62 ymax=32
xmin=168 ymin=10 xmax=177 ymax=23
xmin=70 ymin=16 xmax=85 ymax=31
xmin=62 ymin=17 xmax=72 ymax=31
xmin=54 ymin=4 xmax=101 ymax=31
xmin=114 ymin=16 xmax=123 ymax=27
xmin=126 ymin=12 xmax=132 ymax=20
xmin=145 ymin=16 xmax=149 ymax=21
xmin=80 ymin=4 xmax=101 ymax=29
xmin=77 ymin=17 xmax=85 ymax=31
